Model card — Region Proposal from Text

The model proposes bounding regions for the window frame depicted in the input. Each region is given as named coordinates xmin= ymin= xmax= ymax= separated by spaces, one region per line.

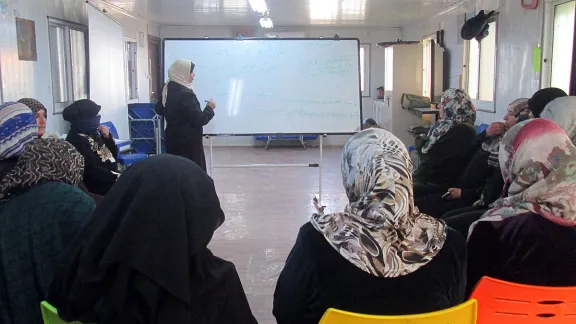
xmin=124 ymin=38 xmax=139 ymax=103
xmin=47 ymin=17 xmax=89 ymax=115
xmin=360 ymin=43 xmax=370 ymax=97
xmin=541 ymin=0 xmax=575 ymax=92
xmin=422 ymin=34 xmax=436 ymax=98
xmin=462 ymin=16 xmax=499 ymax=113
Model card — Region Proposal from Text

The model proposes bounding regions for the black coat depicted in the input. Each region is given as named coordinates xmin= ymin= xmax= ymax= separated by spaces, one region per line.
xmin=467 ymin=213 xmax=576 ymax=296
xmin=413 ymin=123 xmax=477 ymax=189
xmin=47 ymin=155 xmax=257 ymax=324
xmin=155 ymin=82 xmax=215 ymax=171
xmin=273 ymin=223 xmax=466 ymax=324
xmin=66 ymin=130 xmax=118 ymax=195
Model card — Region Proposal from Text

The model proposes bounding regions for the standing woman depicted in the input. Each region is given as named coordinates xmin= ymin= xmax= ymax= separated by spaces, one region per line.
xmin=156 ymin=59 xmax=216 ymax=171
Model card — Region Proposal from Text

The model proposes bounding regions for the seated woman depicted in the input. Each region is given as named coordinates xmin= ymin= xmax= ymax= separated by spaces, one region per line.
xmin=467 ymin=118 xmax=576 ymax=295
xmin=63 ymin=99 xmax=119 ymax=195
xmin=0 ymin=139 xmax=95 ymax=324
xmin=0 ymin=102 xmax=37 ymax=180
xmin=47 ymin=155 xmax=257 ymax=324
xmin=413 ymin=88 xmax=477 ymax=197
xmin=17 ymin=98 xmax=48 ymax=138
xmin=527 ymin=87 xmax=567 ymax=118
xmin=273 ymin=129 xmax=466 ymax=324
xmin=541 ymin=96 xmax=576 ymax=144
xmin=415 ymin=99 xmax=529 ymax=218
xmin=442 ymin=89 xmax=568 ymax=236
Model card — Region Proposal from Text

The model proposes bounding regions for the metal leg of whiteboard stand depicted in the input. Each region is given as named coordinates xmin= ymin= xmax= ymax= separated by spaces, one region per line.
xmin=318 ymin=135 xmax=324 ymax=205
xmin=209 ymin=136 xmax=214 ymax=177
xmin=300 ymin=135 xmax=307 ymax=150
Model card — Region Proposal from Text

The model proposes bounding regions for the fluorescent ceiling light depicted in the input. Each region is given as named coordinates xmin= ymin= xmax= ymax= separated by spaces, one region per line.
xmin=260 ymin=17 xmax=273 ymax=28
xmin=248 ymin=0 xmax=267 ymax=13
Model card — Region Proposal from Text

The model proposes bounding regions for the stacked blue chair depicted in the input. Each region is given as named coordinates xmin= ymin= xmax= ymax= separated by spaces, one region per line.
xmin=101 ymin=121 xmax=147 ymax=166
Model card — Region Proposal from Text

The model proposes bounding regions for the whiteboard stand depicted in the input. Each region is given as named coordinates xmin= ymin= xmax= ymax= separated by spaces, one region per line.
xmin=206 ymin=134 xmax=327 ymax=205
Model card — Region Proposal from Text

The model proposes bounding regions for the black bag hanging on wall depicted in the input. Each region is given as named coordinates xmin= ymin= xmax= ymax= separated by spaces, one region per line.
xmin=461 ymin=10 xmax=497 ymax=42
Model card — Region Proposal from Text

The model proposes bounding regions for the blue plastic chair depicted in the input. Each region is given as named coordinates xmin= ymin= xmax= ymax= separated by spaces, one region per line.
xmin=476 ymin=123 xmax=489 ymax=134
xmin=101 ymin=121 xmax=147 ymax=166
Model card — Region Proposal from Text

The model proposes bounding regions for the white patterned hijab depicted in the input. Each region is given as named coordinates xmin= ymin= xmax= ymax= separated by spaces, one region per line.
xmin=541 ymin=96 xmax=576 ymax=144
xmin=311 ymin=128 xmax=447 ymax=277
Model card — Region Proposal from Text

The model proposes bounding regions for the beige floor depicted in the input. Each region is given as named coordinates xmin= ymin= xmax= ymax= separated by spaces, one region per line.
xmin=207 ymin=146 xmax=347 ymax=324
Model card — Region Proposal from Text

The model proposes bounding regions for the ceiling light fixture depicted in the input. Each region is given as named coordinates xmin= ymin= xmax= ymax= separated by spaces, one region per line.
xmin=248 ymin=0 xmax=268 ymax=13
xmin=259 ymin=17 xmax=273 ymax=28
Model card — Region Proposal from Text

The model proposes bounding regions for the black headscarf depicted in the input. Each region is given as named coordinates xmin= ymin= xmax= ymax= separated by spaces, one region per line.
xmin=47 ymin=155 xmax=257 ymax=324
xmin=63 ymin=99 xmax=102 ymax=134
xmin=528 ymin=87 xmax=567 ymax=117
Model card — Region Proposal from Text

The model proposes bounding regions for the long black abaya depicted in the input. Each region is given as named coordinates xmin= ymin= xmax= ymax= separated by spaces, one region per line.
xmin=47 ymin=155 xmax=257 ymax=324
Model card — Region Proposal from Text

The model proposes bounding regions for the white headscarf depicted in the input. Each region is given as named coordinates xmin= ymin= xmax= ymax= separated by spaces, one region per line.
xmin=541 ymin=96 xmax=576 ymax=144
xmin=162 ymin=59 xmax=194 ymax=106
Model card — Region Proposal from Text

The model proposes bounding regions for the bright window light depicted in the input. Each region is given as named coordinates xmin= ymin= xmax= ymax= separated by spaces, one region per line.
xmin=310 ymin=0 xmax=338 ymax=24
xmin=341 ymin=0 xmax=366 ymax=20
xmin=248 ymin=0 xmax=267 ymax=13
xmin=551 ymin=0 xmax=575 ymax=94
xmin=259 ymin=17 xmax=273 ymax=28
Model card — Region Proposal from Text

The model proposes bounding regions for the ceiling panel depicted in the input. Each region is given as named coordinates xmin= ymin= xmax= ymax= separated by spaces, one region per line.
xmin=102 ymin=0 xmax=457 ymax=27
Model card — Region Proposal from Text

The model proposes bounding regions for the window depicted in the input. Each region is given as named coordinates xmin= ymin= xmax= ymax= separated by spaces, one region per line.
xmin=422 ymin=35 xmax=435 ymax=98
xmin=384 ymin=46 xmax=393 ymax=91
xmin=48 ymin=18 xmax=88 ymax=114
xmin=464 ymin=20 xmax=497 ymax=111
xmin=125 ymin=40 xmax=138 ymax=101
xmin=544 ymin=0 xmax=575 ymax=93
xmin=360 ymin=43 xmax=370 ymax=97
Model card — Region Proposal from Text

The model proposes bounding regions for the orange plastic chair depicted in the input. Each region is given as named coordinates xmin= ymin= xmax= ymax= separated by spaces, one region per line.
xmin=319 ymin=299 xmax=477 ymax=323
xmin=471 ymin=276 xmax=576 ymax=324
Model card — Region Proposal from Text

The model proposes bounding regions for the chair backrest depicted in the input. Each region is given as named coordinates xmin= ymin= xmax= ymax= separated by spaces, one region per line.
xmin=471 ymin=276 xmax=576 ymax=324
xmin=40 ymin=301 xmax=81 ymax=324
xmin=319 ymin=299 xmax=477 ymax=324
xmin=476 ymin=123 xmax=489 ymax=134
xmin=100 ymin=121 xmax=119 ymax=140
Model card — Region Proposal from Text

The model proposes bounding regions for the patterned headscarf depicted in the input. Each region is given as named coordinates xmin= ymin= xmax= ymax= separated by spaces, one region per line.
xmin=311 ymin=128 xmax=447 ymax=277
xmin=481 ymin=98 xmax=530 ymax=167
xmin=0 ymin=138 xmax=84 ymax=200
xmin=0 ymin=102 xmax=38 ymax=160
xmin=541 ymin=96 xmax=576 ymax=144
xmin=421 ymin=89 xmax=476 ymax=154
xmin=18 ymin=98 xmax=48 ymax=118
xmin=471 ymin=119 xmax=576 ymax=235
xmin=162 ymin=59 xmax=195 ymax=106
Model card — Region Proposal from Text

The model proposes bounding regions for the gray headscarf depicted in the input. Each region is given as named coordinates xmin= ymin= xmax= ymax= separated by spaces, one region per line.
xmin=311 ymin=128 xmax=447 ymax=278
xmin=541 ymin=96 xmax=576 ymax=144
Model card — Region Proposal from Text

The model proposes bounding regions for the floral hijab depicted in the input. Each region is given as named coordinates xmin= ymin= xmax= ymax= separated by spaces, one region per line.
xmin=472 ymin=119 xmax=576 ymax=235
xmin=311 ymin=128 xmax=447 ymax=277
xmin=421 ymin=89 xmax=476 ymax=154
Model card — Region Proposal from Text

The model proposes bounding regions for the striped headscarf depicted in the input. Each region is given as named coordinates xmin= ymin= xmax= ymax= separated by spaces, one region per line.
xmin=0 ymin=102 xmax=38 ymax=160
xmin=0 ymin=138 xmax=84 ymax=200
xmin=471 ymin=119 xmax=576 ymax=237
xmin=422 ymin=89 xmax=476 ymax=154
xmin=311 ymin=128 xmax=447 ymax=277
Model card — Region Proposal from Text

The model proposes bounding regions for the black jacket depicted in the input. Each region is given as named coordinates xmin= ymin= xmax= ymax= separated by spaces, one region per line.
xmin=467 ymin=213 xmax=576 ymax=296
xmin=414 ymin=123 xmax=477 ymax=187
xmin=66 ymin=130 xmax=118 ymax=195
xmin=155 ymin=82 xmax=215 ymax=171
xmin=273 ymin=223 xmax=466 ymax=324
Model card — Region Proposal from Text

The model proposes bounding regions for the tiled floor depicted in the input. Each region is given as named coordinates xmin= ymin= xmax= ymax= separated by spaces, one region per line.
xmin=207 ymin=146 xmax=346 ymax=324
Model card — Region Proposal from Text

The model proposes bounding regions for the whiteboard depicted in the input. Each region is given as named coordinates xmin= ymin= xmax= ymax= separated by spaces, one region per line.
xmin=163 ymin=39 xmax=362 ymax=135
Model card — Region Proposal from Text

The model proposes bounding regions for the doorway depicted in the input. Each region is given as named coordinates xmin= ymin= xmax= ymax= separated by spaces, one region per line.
xmin=148 ymin=35 xmax=161 ymax=103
